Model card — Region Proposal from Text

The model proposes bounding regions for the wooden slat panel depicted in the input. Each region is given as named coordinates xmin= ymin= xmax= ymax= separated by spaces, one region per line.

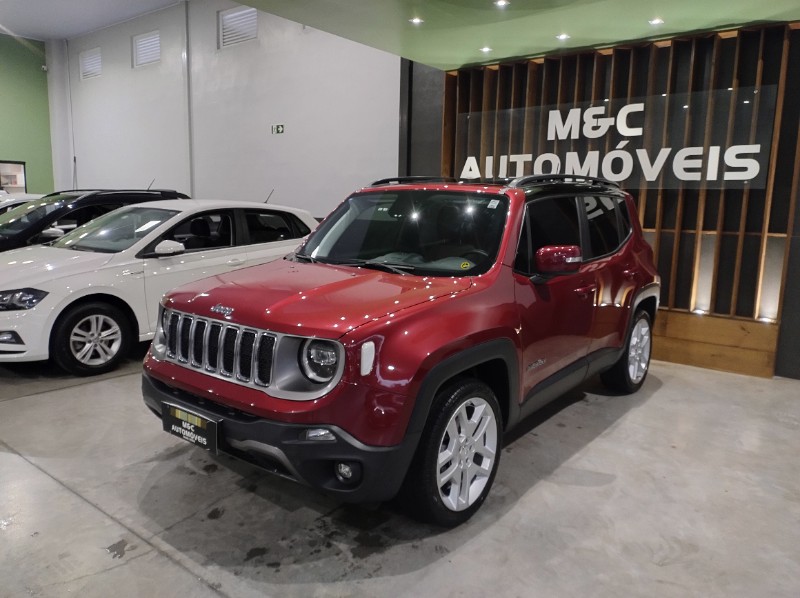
xmin=653 ymin=337 xmax=775 ymax=378
xmin=441 ymin=72 xmax=458 ymax=176
xmin=653 ymin=310 xmax=778 ymax=352
xmin=755 ymin=28 xmax=790 ymax=317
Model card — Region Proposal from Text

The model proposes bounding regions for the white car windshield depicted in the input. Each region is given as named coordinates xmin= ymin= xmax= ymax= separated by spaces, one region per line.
xmin=52 ymin=206 xmax=179 ymax=253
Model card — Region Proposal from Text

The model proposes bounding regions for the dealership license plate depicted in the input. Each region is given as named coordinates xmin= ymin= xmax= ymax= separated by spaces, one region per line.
xmin=162 ymin=403 xmax=218 ymax=453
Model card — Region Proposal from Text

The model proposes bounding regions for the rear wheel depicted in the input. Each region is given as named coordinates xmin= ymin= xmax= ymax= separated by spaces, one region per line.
xmin=402 ymin=380 xmax=501 ymax=527
xmin=601 ymin=310 xmax=652 ymax=393
xmin=51 ymin=302 xmax=131 ymax=376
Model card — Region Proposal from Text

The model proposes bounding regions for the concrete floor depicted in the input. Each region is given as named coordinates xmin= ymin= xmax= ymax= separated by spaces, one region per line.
xmin=0 ymin=355 xmax=798 ymax=598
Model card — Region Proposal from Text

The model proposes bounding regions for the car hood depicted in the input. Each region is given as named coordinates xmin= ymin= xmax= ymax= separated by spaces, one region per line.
xmin=0 ymin=246 xmax=115 ymax=287
xmin=165 ymin=259 xmax=474 ymax=338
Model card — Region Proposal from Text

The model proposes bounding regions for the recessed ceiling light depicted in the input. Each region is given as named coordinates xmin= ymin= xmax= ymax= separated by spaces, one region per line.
xmin=409 ymin=17 xmax=424 ymax=25
xmin=556 ymin=33 xmax=570 ymax=41
xmin=649 ymin=17 xmax=665 ymax=26
xmin=480 ymin=46 xmax=493 ymax=53
xmin=494 ymin=1 xmax=510 ymax=7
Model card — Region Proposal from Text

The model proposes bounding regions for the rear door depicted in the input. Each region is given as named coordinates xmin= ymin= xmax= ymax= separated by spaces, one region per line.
xmin=239 ymin=208 xmax=312 ymax=265
xmin=579 ymin=194 xmax=638 ymax=354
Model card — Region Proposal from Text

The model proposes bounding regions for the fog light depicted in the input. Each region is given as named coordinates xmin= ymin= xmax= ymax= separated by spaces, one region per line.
xmin=0 ymin=331 xmax=22 ymax=345
xmin=334 ymin=461 xmax=362 ymax=484
xmin=303 ymin=428 xmax=336 ymax=442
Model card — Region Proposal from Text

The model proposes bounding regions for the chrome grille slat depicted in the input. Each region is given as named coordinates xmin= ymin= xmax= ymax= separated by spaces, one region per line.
xmin=162 ymin=309 xmax=275 ymax=388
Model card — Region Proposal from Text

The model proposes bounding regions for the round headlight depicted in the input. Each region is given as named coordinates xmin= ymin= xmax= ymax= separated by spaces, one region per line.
xmin=299 ymin=339 xmax=339 ymax=383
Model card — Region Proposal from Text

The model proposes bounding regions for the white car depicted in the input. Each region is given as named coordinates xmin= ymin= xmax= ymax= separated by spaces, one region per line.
xmin=0 ymin=199 xmax=318 ymax=375
xmin=0 ymin=193 xmax=44 ymax=215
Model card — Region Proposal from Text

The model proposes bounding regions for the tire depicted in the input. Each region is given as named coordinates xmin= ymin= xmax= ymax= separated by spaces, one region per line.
xmin=402 ymin=379 xmax=502 ymax=527
xmin=51 ymin=302 xmax=131 ymax=376
xmin=601 ymin=309 xmax=652 ymax=393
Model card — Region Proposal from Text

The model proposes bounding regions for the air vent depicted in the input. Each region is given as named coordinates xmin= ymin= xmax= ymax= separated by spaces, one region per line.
xmin=133 ymin=30 xmax=160 ymax=67
xmin=218 ymin=6 xmax=258 ymax=48
xmin=79 ymin=47 xmax=102 ymax=80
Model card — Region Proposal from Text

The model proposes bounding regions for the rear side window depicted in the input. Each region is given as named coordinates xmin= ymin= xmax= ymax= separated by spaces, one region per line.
xmin=581 ymin=195 xmax=628 ymax=259
xmin=243 ymin=210 xmax=309 ymax=244
xmin=515 ymin=197 xmax=581 ymax=274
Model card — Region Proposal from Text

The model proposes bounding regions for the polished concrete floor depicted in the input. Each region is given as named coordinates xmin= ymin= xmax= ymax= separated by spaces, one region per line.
xmin=1 ymin=355 xmax=798 ymax=598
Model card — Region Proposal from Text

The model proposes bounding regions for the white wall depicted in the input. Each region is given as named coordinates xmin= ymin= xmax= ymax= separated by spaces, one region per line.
xmin=49 ymin=0 xmax=401 ymax=217
xmin=45 ymin=39 xmax=74 ymax=190
xmin=187 ymin=0 xmax=400 ymax=214
xmin=64 ymin=3 xmax=192 ymax=193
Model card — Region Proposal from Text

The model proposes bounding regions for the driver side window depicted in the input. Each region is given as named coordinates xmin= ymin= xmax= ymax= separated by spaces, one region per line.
xmin=515 ymin=197 xmax=581 ymax=275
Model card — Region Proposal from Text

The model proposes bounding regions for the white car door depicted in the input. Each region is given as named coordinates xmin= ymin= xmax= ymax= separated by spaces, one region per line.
xmin=142 ymin=210 xmax=247 ymax=333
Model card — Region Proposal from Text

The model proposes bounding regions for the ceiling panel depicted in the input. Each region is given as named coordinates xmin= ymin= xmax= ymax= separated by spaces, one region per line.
xmin=1 ymin=0 xmax=799 ymax=70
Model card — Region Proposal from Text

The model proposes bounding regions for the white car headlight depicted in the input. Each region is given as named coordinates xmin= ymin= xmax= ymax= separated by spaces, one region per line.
xmin=0 ymin=288 xmax=49 ymax=311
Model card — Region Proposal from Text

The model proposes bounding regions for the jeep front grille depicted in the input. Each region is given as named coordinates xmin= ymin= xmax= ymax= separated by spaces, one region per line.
xmin=163 ymin=310 xmax=275 ymax=387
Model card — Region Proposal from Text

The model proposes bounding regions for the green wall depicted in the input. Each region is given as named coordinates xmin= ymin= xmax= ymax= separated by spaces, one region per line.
xmin=0 ymin=34 xmax=54 ymax=193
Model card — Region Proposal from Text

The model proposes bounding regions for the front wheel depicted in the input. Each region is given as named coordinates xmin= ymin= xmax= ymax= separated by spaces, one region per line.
xmin=402 ymin=380 xmax=502 ymax=527
xmin=601 ymin=309 xmax=652 ymax=393
xmin=51 ymin=302 xmax=131 ymax=376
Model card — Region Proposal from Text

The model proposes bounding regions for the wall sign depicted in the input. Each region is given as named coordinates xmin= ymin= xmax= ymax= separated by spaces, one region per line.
xmin=458 ymin=86 xmax=776 ymax=189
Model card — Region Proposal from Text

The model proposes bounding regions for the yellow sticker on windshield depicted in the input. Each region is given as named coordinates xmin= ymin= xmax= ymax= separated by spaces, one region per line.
xmin=461 ymin=261 xmax=471 ymax=269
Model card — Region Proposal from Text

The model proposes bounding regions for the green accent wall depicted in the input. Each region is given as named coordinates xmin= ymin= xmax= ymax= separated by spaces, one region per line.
xmin=0 ymin=34 xmax=54 ymax=193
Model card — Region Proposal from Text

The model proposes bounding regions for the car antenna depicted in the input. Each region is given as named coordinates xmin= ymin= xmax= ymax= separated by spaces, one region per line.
xmin=265 ymin=188 xmax=274 ymax=204
xmin=147 ymin=178 xmax=156 ymax=190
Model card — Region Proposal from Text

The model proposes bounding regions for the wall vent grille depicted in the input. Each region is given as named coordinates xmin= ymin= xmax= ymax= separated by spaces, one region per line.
xmin=219 ymin=6 xmax=258 ymax=48
xmin=133 ymin=30 xmax=161 ymax=67
xmin=79 ymin=47 xmax=102 ymax=80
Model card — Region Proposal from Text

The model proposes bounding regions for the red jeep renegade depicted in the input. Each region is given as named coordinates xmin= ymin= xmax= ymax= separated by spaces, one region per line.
xmin=142 ymin=175 xmax=660 ymax=527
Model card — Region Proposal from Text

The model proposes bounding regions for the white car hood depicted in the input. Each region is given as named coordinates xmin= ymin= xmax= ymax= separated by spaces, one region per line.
xmin=0 ymin=246 xmax=115 ymax=288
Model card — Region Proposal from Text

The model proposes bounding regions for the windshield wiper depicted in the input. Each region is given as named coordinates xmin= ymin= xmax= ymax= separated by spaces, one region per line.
xmin=292 ymin=252 xmax=317 ymax=263
xmin=334 ymin=259 xmax=416 ymax=275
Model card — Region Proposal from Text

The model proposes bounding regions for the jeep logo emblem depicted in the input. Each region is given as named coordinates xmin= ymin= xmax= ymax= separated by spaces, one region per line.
xmin=210 ymin=304 xmax=234 ymax=318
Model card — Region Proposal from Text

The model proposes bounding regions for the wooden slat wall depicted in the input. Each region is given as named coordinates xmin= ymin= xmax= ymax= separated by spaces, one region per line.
xmin=441 ymin=24 xmax=800 ymax=377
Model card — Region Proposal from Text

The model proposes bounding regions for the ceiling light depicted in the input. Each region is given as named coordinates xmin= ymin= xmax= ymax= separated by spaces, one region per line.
xmin=556 ymin=33 xmax=570 ymax=41
xmin=480 ymin=46 xmax=492 ymax=53
xmin=649 ymin=17 xmax=665 ymax=26
xmin=494 ymin=1 xmax=510 ymax=7
xmin=409 ymin=17 xmax=424 ymax=25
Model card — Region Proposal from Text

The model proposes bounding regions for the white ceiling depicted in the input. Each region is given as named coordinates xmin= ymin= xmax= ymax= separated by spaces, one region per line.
xmin=0 ymin=0 xmax=179 ymax=40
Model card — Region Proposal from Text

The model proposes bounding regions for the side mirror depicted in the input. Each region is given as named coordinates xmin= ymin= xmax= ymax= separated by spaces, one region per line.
xmin=154 ymin=239 xmax=186 ymax=257
xmin=535 ymin=245 xmax=582 ymax=274
xmin=40 ymin=227 xmax=66 ymax=240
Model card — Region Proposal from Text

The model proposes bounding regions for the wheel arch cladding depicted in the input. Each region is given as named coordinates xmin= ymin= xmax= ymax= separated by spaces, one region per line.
xmin=407 ymin=338 xmax=519 ymax=439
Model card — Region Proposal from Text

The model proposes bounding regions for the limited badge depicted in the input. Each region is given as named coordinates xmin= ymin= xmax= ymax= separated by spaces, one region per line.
xmin=461 ymin=261 xmax=471 ymax=269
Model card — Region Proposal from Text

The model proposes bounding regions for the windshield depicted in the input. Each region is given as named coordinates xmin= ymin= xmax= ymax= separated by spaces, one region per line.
xmin=298 ymin=190 xmax=509 ymax=276
xmin=0 ymin=193 xmax=76 ymax=236
xmin=52 ymin=206 xmax=179 ymax=253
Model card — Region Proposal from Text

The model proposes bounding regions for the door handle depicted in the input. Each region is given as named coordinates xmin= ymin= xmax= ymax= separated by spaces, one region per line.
xmin=226 ymin=258 xmax=245 ymax=266
xmin=574 ymin=284 xmax=597 ymax=298
xmin=622 ymin=269 xmax=638 ymax=280
xmin=122 ymin=269 xmax=144 ymax=277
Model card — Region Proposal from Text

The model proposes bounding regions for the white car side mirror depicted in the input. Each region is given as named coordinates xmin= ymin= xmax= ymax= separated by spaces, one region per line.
xmin=154 ymin=239 xmax=186 ymax=256
xmin=40 ymin=227 xmax=66 ymax=239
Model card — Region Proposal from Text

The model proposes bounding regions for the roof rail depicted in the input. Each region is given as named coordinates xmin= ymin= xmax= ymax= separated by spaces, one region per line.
xmin=50 ymin=189 xmax=189 ymax=199
xmin=370 ymin=176 xmax=454 ymax=186
xmin=507 ymin=174 xmax=620 ymax=188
